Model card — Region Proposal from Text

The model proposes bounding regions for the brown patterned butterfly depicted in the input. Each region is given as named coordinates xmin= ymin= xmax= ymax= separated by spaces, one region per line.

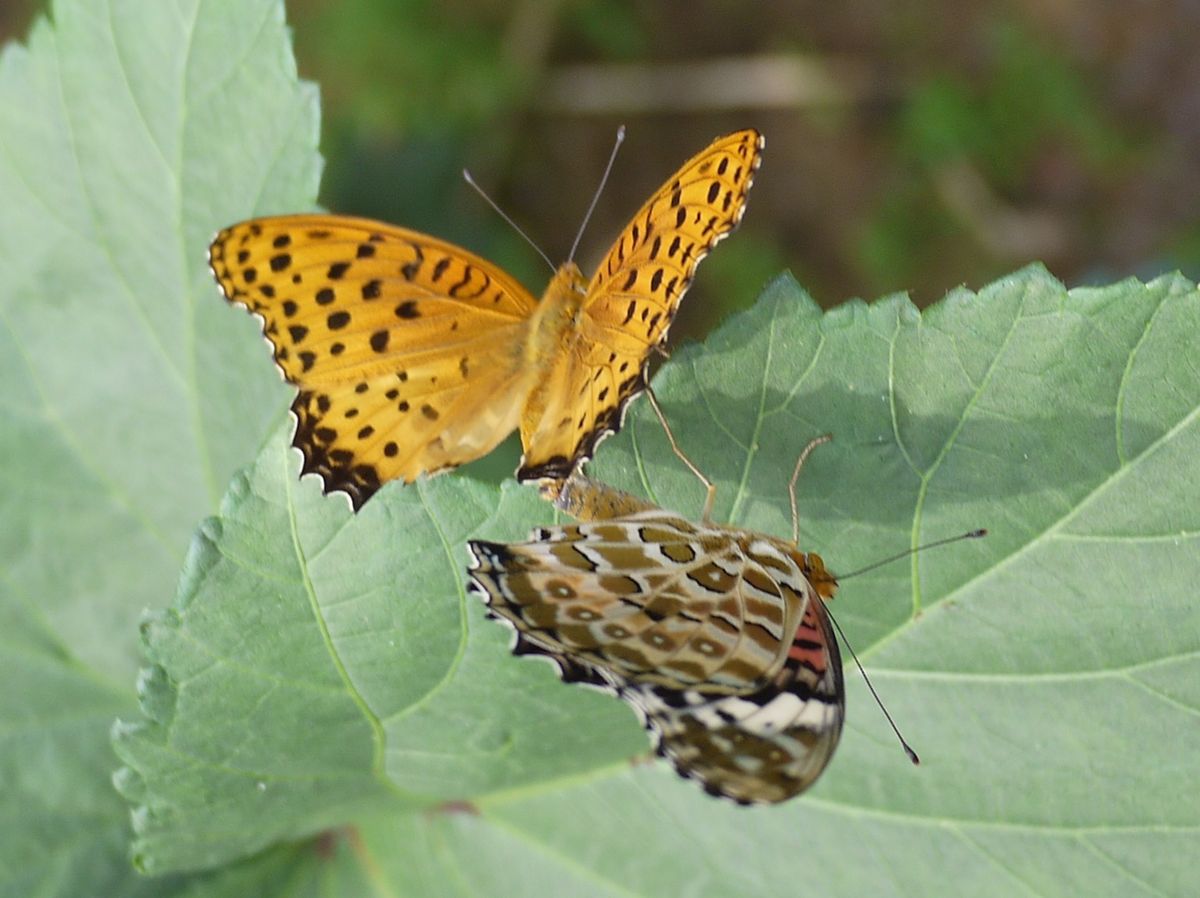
xmin=209 ymin=130 xmax=763 ymax=508
xmin=467 ymin=436 xmax=849 ymax=805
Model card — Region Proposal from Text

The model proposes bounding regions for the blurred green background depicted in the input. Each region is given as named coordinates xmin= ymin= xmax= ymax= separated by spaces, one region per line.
xmin=5 ymin=0 xmax=1198 ymax=343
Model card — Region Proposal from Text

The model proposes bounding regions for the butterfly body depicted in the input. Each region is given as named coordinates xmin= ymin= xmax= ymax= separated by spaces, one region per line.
xmin=468 ymin=477 xmax=845 ymax=804
xmin=519 ymin=262 xmax=591 ymax=448
xmin=210 ymin=130 xmax=763 ymax=508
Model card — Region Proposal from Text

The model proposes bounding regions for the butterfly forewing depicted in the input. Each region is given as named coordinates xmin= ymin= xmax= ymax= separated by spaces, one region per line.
xmin=210 ymin=214 xmax=539 ymax=507
xmin=471 ymin=514 xmax=804 ymax=693
xmin=587 ymin=129 xmax=764 ymax=331
xmin=516 ymin=129 xmax=764 ymax=482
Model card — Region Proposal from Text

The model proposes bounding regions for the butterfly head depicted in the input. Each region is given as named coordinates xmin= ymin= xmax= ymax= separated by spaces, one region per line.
xmin=550 ymin=262 xmax=587 ymax=296
xmin=799 ymin=551 xmax=838 ymax=601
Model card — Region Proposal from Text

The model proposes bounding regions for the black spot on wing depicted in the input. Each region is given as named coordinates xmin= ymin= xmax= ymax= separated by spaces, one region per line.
xmin=290 ymin=390 xmax=382 ymax=511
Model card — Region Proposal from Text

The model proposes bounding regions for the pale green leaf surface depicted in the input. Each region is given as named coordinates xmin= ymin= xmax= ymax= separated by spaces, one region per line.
xmin=117 ymin=269 xmax=1199 ymax=896
xmin=0 ymin=0 xmax=319 ymax=894
xmin=0 ymin=0 xmax=317 ymax=682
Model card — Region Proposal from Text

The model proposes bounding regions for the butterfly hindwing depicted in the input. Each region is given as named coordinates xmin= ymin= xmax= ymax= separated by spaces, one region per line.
xmin=289 ymin=347 xmax=537 ymax=507
xmin=515 ymin=336 xmax=648 ymax=483
xmin=626 ymin=590 xmax=844 ymax=804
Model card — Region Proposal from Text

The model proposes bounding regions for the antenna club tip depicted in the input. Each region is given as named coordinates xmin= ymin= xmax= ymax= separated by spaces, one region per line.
xmin=968 ymin=528 xmax=988 ymax=538
xmin=906 ymin=747 xmax=920 ymax=765
xmin=616 ymin=124 xmax=626 ymax=140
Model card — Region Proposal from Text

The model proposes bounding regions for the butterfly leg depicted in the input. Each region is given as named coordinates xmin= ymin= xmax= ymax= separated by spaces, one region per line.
xmin=788 ymin=433 xmax=833 ymax=546
xmin=644 ymin=383 xmax=717 ymax=522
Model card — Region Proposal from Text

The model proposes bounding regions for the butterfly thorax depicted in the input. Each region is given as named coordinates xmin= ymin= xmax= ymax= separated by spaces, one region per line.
xmin=524 ymin=263 xmax=588 ymax=371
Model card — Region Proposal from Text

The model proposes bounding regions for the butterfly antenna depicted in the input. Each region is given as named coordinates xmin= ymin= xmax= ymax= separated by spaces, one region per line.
xmin=806 ymin=525 xmax=984 ymax=763
xmin=645 ymin=384 xmax=716 ymax=521
xmin=789 ymin=434 xmax=833 ymax=546
xmin=568 ymin=125 xmax=626 ymax=263
xmin=824 ymin=606 xmax=920 ymax=765
xmin=836 ymin=529 xmax=988 ymax=581
xmin=462 ymin=168 xmax=556 ymax=273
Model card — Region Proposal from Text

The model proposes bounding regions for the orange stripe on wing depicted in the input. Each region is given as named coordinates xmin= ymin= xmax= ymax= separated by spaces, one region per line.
xmin=785 ymin=603 xmax=830 ymax=673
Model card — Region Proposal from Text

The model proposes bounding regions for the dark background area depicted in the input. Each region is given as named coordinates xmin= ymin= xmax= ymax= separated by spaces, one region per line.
xmin=6 ymin=0 xmax=1199 ymax=343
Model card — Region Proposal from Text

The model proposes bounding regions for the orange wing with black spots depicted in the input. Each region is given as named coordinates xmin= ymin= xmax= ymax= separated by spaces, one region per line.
xmin=209 ymin=214 xmax=540 ymax=508
xmin=517 ymin=129 xmax=764 ymax=482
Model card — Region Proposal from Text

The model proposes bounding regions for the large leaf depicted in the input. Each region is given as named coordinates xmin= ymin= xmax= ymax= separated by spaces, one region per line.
xmin=0 ymin=0 xmax=318 ymax=894
xmin=4 ymin=0 xmax=1196 ymax=894
xmin=116 ymin=268 xmax=1200 ymax=895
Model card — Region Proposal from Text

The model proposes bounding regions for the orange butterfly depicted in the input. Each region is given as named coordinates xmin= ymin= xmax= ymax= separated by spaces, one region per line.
xmin=209 ymin=130 xmax=762 ymax=508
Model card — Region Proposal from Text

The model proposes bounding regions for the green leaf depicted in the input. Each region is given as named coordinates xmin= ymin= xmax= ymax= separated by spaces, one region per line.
xmin=6 ymin=0 xmax=1198 ymax=894
xmin=0 ymin=0 xmax=318 ymax=893
xmin=117 ymin=267 xmax=1200 ymax=895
